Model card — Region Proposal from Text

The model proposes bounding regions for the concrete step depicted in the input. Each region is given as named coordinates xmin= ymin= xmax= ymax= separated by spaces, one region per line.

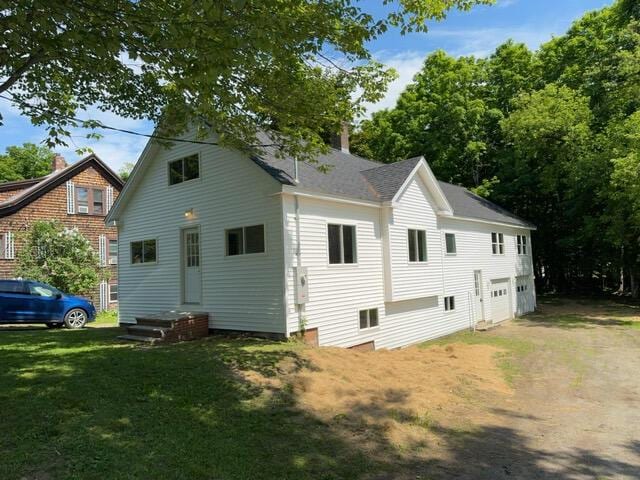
xmin=127 ymin=324 xmax=168 ymax=338
xmin=135 ymin=317 xmax=175 ymax=328
xmin=475 ymin=321 xmax=497 ymax=332
xmin=117 ymin=334 xmax=161 ymax=344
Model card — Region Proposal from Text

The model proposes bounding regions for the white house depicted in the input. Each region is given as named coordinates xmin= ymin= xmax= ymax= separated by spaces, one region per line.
xmin=106 ymin=129 xmax=536 ymax=349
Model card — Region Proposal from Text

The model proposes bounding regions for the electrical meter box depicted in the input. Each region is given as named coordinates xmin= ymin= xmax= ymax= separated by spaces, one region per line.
xmin=294 ymin=266 xmax=309 ymax=304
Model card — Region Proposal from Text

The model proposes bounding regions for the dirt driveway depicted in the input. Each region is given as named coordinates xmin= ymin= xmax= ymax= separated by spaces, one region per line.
xmin=257 ymin=297 xmax=640 ymax=480
xmin=419 ymin=298 xmax=640 ymax=480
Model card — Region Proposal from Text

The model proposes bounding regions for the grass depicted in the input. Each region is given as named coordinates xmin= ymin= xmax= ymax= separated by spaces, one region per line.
xmin=0 ymin=327 xmax=378 ymax=480
xmin=420 ymin=330 xmax=535 ymax=386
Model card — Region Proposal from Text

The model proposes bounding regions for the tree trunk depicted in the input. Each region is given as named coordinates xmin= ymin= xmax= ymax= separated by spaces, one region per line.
xmin=617 ymin=246 xmax=625 ymax=294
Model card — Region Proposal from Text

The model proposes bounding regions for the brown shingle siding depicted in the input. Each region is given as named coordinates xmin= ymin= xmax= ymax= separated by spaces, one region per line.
xmin=0 ymin=165 xmax=121 ymax=309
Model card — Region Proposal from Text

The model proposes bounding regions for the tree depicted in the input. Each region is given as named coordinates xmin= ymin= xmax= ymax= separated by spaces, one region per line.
xmin=118 ymin=162 xmax=135 ymax=182
xmin=1 ymin=0 xmax=491 ymax=161
xmin=352 ymin=51 xmax=501 ymax=185
xmin=499 ymin=84 xmax=599 ymax=291
xmin=0 ymin=143 xmax=54 ymax=182
xmin=15 ymin=221 xmax=102 ymax=295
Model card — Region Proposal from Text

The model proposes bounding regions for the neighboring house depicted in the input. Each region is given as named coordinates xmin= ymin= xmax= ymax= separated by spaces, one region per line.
xmin=0 ymin=154 xmax=123 ymax=311
xmin=107 ymin=129 xmax=536 ymax=349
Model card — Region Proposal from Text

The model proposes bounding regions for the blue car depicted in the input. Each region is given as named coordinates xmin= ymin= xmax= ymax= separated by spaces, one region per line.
xmin=0 ymin=279 xmax=96 ymax=328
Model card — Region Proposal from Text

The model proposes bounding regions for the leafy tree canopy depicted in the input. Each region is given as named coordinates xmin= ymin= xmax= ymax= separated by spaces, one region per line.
xmin=1 ymin=0 xmax=492 ymax=161
xmin=15 ymin=221 xmax=102 ymax=295
xmin=0 ymin=143 xmax=54 ymax=182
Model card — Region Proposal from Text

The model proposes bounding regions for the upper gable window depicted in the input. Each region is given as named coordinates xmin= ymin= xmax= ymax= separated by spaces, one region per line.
xmin=76 ymin=187 xmax=105 ymax=215
xmin=516 ymin=235 xmax=528 ymax=255
xmin=491 ymin=232 xmax=504 ymax=255
xmin=169 ymin=154 xmax=199 ymax=185
xmin=408 ymin=229 xmax=427 ymax=262
xmin=328 ymin=224 xmax=357 ymax=264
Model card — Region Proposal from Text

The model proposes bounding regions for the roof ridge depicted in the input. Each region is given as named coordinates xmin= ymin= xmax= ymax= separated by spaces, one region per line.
xmin=360 ymin=155 xmax=422 ymax=174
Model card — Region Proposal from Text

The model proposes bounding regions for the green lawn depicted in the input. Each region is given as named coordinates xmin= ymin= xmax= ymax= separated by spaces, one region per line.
xmin=0 ymin=327 xmax=377 ymax=480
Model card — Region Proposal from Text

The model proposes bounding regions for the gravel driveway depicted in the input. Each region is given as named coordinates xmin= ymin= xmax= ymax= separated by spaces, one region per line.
xmin=424 ymin=298 xmax=640 ymax=480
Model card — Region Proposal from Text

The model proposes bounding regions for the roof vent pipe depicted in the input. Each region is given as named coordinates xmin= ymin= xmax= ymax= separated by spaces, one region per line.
xmin=293 ymin=157 xmax=299 ymax=183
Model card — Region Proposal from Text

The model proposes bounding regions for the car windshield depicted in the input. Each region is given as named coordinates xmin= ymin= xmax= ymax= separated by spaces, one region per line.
xmin=29 ymin=283 xmax=61 ymax=298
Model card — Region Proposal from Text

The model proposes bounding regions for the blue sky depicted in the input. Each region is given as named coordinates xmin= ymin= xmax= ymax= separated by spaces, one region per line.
xmin=0 ymin=0 xmax=613 ymax=172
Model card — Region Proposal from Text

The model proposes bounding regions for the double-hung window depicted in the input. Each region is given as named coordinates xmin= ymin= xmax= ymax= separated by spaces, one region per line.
xmin=407 ymin=229 xmax=427 ymax=262
xmin=328 ymin=224 xmax=356 ymax=264
xmin=516 ymin=235 xmax=528 ymax=255
xmin=108 ymin=239 xmax=118 ymax=264
xmin=491 ymin=232 xmax=504 ymax=255
xmin=75 ymin=187 xmax=105 ymax=215
xmin=359 ymin=308 xmax=379 ymax=329
xmin=226 ymin=225 xmax=265 ymax=256
xmin=109 ymin=284 xmax=118 ymax=302
xmin=445 ymin=233 xmax=457 ymax=254
xmin=169 ymin=154 xmax=199 ymax=185
xmin=131 ymin=239 xmax=157 ymax=264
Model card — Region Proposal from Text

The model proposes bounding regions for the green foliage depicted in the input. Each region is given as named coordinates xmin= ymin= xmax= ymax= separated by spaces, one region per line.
xmin=15 ymin=221 xmax=102 ymax=295
xmin=353 ymin=0 xmax=640 ymax=295
xmin=0 ymin=143 xmax=53 ymax=182
xmin=0 ymin=0 xmax=491 ymax=162
xmin=117 ymin=161 xmax=135 ymax=182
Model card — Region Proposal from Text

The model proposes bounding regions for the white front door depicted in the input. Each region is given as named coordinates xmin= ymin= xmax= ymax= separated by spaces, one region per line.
xmin=182 ymin=228 xmax=201 ymax=304
xmin=473 ymin=270 xmax=484 ymax=322
xmin=490 ymin=279 xmax=512 ymax=323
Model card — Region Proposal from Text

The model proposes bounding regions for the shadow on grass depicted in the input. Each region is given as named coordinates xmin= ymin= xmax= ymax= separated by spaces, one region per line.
xmin=521 ymin=313 xmax=640 ymax=329
xmin=1 ymin=327 xmax=639 ymax=479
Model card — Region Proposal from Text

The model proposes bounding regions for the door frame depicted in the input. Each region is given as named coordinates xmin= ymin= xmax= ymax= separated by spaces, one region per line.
xmin=473 ymin=269 xmax=485 ymax=322
xmin=180 ymin=225 xmax=202 ymax=305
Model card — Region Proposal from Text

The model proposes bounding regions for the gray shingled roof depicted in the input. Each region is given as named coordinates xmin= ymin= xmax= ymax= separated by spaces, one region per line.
xmin=437 ymin=181 xmax=534 ymax=228
xmin=252 ymin=147 xmax=533 ymax=228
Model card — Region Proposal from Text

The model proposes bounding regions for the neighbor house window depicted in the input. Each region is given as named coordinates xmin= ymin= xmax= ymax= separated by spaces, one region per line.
xmin=109 ymin=284 xmax=118 ymax=302
xmin=131 ymin=239 xmax=157 ymax=264
xmin=328 ymin=224 xmax=356 ymax=264
xmin=75 ymin=187 xmax=105 ymax=215
xmin=169 ymin=154 xmax=199 ymax=185
xmin=226 ymin=224 xmax=265 ymax=256
xmin=517 ymin=235 xmax=528 ymax=255
xmin=444 ymin=296 xmax=455 ymax=311
xmin=445 ymin=233 xmax=457 ymax=254
xmin=491 ymin=232 xmax=504 ymax=255
xmin=407 ymin=229 xmax=427 ymax=262
xmin=359 ymin=308 xmax=379 ymax=329
xmin=109 ymin=239 xmax=118 ymax=264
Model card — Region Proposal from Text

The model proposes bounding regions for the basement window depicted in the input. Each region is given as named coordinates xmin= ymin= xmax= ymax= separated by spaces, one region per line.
xmin=131 ymin=239 xmax=157 ymax=264
xmin=408 ymin=229 xmax=427 ymax=262
xmin=491 ymin=232 xmax=504 ymax=255
xmin=169 ymin=154 xmax=200 ymax=185
xmin=359 ymin=308 xmax=379 ymax=330
xmin=226 ymin=224 xmax=265 ymax=256
xmin=444 ymin=296 xmax=455 ymax=311
xmin=328 ymin=224 xmax=357 ymax=264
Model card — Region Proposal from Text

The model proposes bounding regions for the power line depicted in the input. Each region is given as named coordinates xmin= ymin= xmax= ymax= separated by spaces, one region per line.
xmin=0 ymin=94 xmax=280 ymax=149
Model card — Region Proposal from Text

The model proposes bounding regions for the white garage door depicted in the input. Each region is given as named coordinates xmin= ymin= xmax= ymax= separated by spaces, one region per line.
xmin=490 ymin=279 xmax=511 ymax=323
xmin=516 ymin=275 xmax=533 ymax=315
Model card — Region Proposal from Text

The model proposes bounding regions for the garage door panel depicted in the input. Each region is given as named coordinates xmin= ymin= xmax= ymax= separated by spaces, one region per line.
xmin=491 ymin=279 xmax=511 ymax=323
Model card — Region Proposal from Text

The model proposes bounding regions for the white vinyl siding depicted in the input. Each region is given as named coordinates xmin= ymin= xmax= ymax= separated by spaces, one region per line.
xmin=116 ymin=131 xmax=285 ymax=333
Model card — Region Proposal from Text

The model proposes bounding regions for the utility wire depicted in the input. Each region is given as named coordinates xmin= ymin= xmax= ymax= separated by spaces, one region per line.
xmin=0 ymin=94 xmax=280 ymax=149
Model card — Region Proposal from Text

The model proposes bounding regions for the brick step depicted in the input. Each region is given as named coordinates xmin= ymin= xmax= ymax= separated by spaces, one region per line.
xmin=135 ymin=317 xmax=176 ymax=328
xmin=117 ymin=334 xmax=161 ymax=344
xmin=127 ymin=324 xmax=169 ymax=338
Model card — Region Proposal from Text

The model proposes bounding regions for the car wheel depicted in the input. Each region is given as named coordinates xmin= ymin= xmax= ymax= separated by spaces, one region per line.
xmin=46 ymin=323 xmax=63 ymax=329
xmin=64 ymin=309 xmax=88 ymax=329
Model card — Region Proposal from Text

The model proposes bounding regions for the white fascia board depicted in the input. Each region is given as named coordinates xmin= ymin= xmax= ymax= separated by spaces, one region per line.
xmin=105 ymin=134 xmax=159 ymax=223
xmin=279 ymin=186 xmax=382 ymax=208
xmin=390 ymin=157 xmax=453 ymax=214
xmin=440 ymin=213 xmax=537 ymax=231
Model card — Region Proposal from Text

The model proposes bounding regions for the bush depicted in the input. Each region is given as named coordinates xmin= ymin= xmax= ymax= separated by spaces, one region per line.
xmin=15 ymin=220 xmax=104 ymax=295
